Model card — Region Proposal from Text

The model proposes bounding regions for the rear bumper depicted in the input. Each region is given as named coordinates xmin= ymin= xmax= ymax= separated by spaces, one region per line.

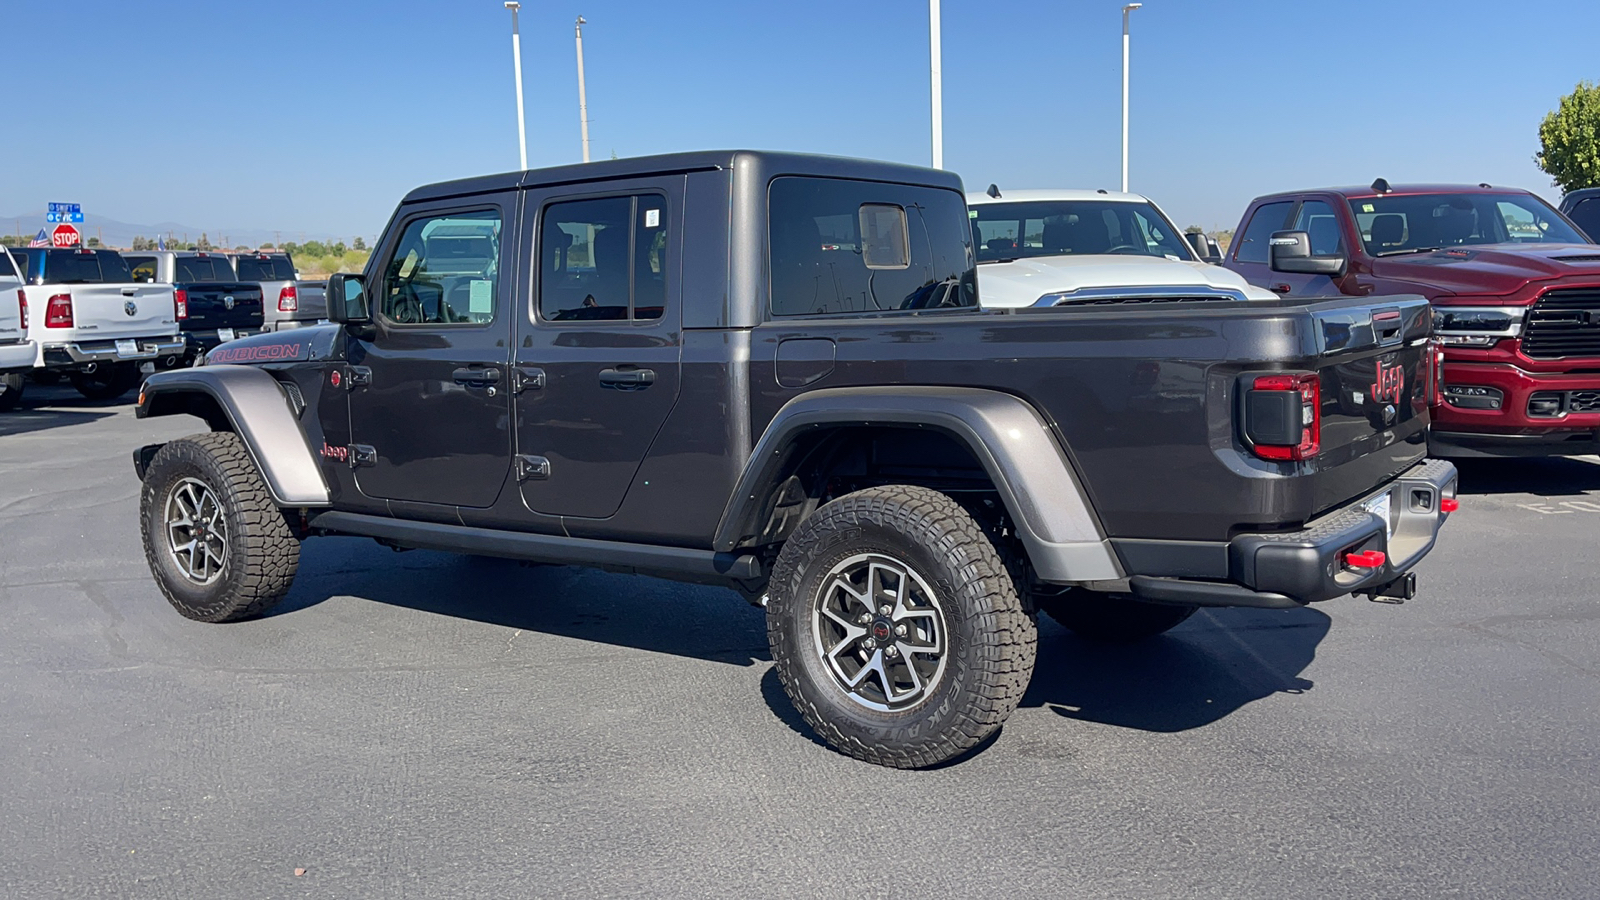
xmin=41 ymin=337 xmax=187 ymax=368
xmin=0 ymin=341 xmax=34 ymax=372
xmin=1121 ymin=459 xmax=1458 ymax=607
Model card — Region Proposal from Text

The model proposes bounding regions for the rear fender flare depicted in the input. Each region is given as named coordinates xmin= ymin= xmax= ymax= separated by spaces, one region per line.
xmin=713 ymin=386 xmax=1121 ymax=583
xmin=135 ymin=365 xmax=330 ymax=507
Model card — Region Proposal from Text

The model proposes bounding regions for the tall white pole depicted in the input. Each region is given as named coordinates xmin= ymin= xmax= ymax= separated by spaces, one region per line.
xmin=506 ymin=2 xmax=527 ymax=171
xmin=929 ymin=0 xmax=943 ymax=169
xmin=1121 ymin=3 xmax=1140 ymax=192
xmin=575 ymin=16 xmax=591 ymax=163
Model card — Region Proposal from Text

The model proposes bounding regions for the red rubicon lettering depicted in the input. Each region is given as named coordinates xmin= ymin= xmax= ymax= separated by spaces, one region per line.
xmin=207 ymin=342 xmax=309 ymax=364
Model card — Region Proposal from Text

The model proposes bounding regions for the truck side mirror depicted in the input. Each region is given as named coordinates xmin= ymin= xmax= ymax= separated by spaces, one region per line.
xmin=326 ymin=272 xmax=371 ymax=324
xmin=1185 ymin=232 xmax=1222 ymax=265
xmin=1269 ymin=230 xmax=1345 ymax=276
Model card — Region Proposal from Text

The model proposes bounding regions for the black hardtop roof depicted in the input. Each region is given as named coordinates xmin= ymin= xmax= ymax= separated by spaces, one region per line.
xmin=402 ymin=150 xmax=964 ymax=203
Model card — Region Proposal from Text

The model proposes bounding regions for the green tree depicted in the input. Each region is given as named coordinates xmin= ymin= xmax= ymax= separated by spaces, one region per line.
xmin=353 ymin=236 xmax=366 ymax=251
xmin=86 ymin=237 xmax=103 ymax=248
xmin=1536 ymin=82 xmax=1600 ymax=193
xmin=197 ymin=232 xmax=214 ymax=251
xmin=260 ymin=242 xmax=276 ymax=250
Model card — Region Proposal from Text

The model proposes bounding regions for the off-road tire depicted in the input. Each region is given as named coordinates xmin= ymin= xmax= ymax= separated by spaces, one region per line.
xmin=1035 ymin=589 xmax=1196 ymax=642
xmin=140 ymin=431 xmax=300 ymax=622
xmin=0 ymin=372 xmax=23 ymax=411
xmin=70 ymin=363 xmax=139 ymax=401
xmin=767 ymin=485 xmax=1037 ymax=768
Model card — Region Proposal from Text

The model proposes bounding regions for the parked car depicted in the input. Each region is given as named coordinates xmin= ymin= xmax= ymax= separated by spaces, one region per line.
xmin=8 ymin=246 xmax=185 ymax=400
xmin=1558 ymin=187 xmax=1600 ymax=242
xmin=0 ymin=247 xmax=34 ymax=409
xmin=130 ymin=151 xmax=1456 ymax=768
xmin=123 ymin=251 xmax=264 ymax=362
xmin=966 ymin=188 xmax=1277 ymax=306
xmin=231 ymin=251 xmax=328 ymax=331
xmin=1224 ymin=180 xmax=1600 ymax=457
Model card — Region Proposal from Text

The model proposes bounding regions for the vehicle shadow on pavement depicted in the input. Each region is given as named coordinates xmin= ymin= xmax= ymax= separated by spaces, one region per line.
xmin=1024 ymin=606 xmax=1329 ymax=733
xmin=275 ymin=540 xmax=772 ymax=666
xmin=0 ymin=407 xmax=117 ymax=437
xmin=1453 ymin=456 xmax=1600 ymax=497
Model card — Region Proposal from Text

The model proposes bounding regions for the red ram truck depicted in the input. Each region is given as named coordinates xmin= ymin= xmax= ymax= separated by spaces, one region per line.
xmin=1224 ymin=181 xmax=1600 ymax=457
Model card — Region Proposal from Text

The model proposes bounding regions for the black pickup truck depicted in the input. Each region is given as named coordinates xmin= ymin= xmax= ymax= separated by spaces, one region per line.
xmin=129 ymin=151 xmax=1456 ymax=768
xmin=125 ymin=251 xmax=264 ymax=361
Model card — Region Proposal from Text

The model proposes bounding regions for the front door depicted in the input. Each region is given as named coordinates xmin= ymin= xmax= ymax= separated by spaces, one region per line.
xmin=514 ymin=179 xmax=683 ymax=520
xmin=347 ymin=198 xmax=516 ymax=508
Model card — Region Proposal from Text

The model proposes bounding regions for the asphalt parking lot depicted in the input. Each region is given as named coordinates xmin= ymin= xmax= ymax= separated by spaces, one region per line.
xmin=3 ymin=385 xmax=1599 ymax=899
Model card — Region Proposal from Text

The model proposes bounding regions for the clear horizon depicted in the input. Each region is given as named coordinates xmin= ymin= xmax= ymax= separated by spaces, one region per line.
xmin=2 ymin=0 xmax=1594 ymax=240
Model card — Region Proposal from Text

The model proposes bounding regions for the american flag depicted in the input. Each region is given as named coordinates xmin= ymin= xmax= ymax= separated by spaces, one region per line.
xmin=28 ymin=229 xmax=47 ymax=247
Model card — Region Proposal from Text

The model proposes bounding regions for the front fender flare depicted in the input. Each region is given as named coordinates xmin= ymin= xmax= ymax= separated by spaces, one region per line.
xmin=136 ymin=365 xmax=331 ymax=507
xmin=713 ymin=386 xmax=1121 ymax=583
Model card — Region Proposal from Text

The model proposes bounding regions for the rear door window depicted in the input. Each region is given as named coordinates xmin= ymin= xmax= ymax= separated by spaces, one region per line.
xmin=769 ymin=176 xmax=976 ymax=316
xmin=1567 ymin=198 xmax=1600 ymax=242
xmin=539 ymin=194 xmax=667 ymax=321
xmin=1234 ymin=201 xmax=1293 ymax=264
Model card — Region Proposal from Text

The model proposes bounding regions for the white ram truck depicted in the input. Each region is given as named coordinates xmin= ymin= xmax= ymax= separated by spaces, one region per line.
xmin=0 ymin=247 xmax=34 ymax=409
xmin=9 ymin=247 xmax=186 ymax=400
xmin=967 ymin=188 xmax=1277 ymax=307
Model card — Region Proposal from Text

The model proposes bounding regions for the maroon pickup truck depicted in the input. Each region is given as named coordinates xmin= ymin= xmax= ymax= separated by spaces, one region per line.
xmin=1225 ymin=181 xmax=1600 ymax=457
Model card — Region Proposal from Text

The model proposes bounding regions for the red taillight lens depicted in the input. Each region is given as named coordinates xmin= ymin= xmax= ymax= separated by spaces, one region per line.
xmin=44 ymin=293 xmax=73 ymax=328
xmin=1248 ymin=372 xmax=1321 ymax=461
xmin=16 ymin=290 xmax=25 ymax=329
xmin=278 ymin=285 xmax=298 ymax=312
xmin=174 ymin=289 xmax=188 ymax=320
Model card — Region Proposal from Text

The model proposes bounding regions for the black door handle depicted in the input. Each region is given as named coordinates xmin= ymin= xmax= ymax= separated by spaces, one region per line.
xmin=453 ymin=366 xmax=502 ymax=387
xmin=599 ymin=367 xmax=655 ymax=390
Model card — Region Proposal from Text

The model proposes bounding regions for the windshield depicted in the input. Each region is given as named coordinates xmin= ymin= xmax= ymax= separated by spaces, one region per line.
xmin=970 ymin=200 xmax=1194 ymax=263
xmin=1349 ymin=193 xmax=1590 ymax=256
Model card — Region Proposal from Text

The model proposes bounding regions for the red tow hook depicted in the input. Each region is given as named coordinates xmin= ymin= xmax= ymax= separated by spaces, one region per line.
xmin=1440 ymin=497 xmax=1459 ymax=513
xmin=1345 ymin=550 xmax=1387 ymax=569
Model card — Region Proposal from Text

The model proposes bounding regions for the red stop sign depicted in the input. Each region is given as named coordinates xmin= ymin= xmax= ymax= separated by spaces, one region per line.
xmin=51 ymin=224 xmax=81 ymax=247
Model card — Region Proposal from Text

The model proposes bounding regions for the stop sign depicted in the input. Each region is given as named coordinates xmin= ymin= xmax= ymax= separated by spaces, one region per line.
xmin=51 ymin=224 xmax=81 ymax=247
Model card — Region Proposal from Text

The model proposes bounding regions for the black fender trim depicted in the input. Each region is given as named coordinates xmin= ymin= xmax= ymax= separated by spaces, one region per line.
xmin=135 ymin=365 xmax=331 ymax=507
xmin=713 ymin=386 xmax=1122 ymax=583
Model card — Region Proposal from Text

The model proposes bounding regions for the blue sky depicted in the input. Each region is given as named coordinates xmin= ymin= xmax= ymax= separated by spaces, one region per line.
xmin=2 ymin=0 xmax=1596 ymax=242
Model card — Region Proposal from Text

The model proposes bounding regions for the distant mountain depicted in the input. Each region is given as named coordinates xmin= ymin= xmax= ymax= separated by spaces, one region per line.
xmin=0 ymin=210 xmax=357 ymax=249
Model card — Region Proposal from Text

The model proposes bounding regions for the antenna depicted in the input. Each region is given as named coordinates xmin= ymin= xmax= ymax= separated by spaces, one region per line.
xmin=986 ymin=184 xmax=1001 ymax=199
xmin=1371 ymin=178 xmax=1392 ymax=194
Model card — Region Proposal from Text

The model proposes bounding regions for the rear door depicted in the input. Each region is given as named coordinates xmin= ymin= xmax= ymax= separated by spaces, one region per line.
xmin=347 ymin=197 xmax=517 ymax=508
xmin=514 ymin=177 xmax=684 ymax=521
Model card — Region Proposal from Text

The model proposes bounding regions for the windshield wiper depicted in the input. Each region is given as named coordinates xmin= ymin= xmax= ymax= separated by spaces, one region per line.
xmin=1376 ymin=247 xmax=1442 ymax=258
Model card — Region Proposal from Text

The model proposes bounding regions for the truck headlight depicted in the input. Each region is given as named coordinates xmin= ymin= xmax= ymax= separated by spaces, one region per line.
xmin=1434 ymin=306 xmax=1524 ymax=347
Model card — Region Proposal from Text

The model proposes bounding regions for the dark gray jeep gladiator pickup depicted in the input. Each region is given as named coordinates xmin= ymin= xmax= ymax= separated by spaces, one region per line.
xmin=130 ymin=151 xmax=1457 ymax=768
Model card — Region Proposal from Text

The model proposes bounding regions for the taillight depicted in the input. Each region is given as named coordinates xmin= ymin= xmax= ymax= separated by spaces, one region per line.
xmin=44 ymin=293 xmax=73 ymax=328
xmin=1245 ymin=372 xmax=1321 ymax=461
xmin=277 ymin=285 xmax=298 ymax=312
xmin=174 ymin=289 xmax=188 ymax=320
xmin=16 ymin=290 xmax=25 ymax=329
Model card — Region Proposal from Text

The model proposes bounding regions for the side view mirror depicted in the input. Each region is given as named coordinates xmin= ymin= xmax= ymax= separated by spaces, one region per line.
xmin=326 ymin=272 xmax=371 ymax=324
xmin=1270 ymin=230 xmax=1345 ymax=276
xmin=1185 ymin=232 xmax=1222 ymax=265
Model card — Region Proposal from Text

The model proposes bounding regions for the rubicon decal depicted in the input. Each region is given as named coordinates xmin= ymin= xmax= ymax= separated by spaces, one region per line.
xmin=205 ymin=341 xmax=310 ymax=364
xmin=1371 ymin=360 xmax=1405 ymax=405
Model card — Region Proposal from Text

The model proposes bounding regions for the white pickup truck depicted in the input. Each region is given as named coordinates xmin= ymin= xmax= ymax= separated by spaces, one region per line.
xmin=966 ymin=188 xmax=1277 ymax=306
xmin=8 ymin=246 xmax=186 ymax=401
xmin=0 ymin=247 xmax=35 ymax=410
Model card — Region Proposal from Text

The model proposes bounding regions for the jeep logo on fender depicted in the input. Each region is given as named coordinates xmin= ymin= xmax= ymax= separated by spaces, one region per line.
xmin=1371 ymin=359 xmax=1405 ymax=405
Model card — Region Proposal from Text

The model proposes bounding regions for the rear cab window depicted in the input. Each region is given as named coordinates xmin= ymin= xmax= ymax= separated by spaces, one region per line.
xmin=768 ymin=176 xmax=976 ymax=316
xmin=39 ymin=250 xmax=134 ymax=284
xmin=235 ymin=256 xmax=297 ymax=281
xmin=174 ymin=256 xmax=237 ymax=283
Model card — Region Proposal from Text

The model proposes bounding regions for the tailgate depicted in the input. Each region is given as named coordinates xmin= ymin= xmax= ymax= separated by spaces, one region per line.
xmin=183 ymin=283 xmax=264 ymax=330
xmin=1301 ymin=294 xmax=1433 ymax=514
xmin=67 ymin=284 xmax=178 ymax=339
xmin=293 ymin=281 xmax=328 ymax=319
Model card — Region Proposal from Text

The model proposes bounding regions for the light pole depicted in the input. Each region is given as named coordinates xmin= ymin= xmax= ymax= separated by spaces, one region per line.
xmin=1121 ymin=3 xmax=1140 ymax=192
xmin=505 ymin=1 xmax=528 ymax=171
xmin=929 ymin=0 xmax=942 ymax=169
xmin=575 ymin=15 xmax=591 ymax=163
